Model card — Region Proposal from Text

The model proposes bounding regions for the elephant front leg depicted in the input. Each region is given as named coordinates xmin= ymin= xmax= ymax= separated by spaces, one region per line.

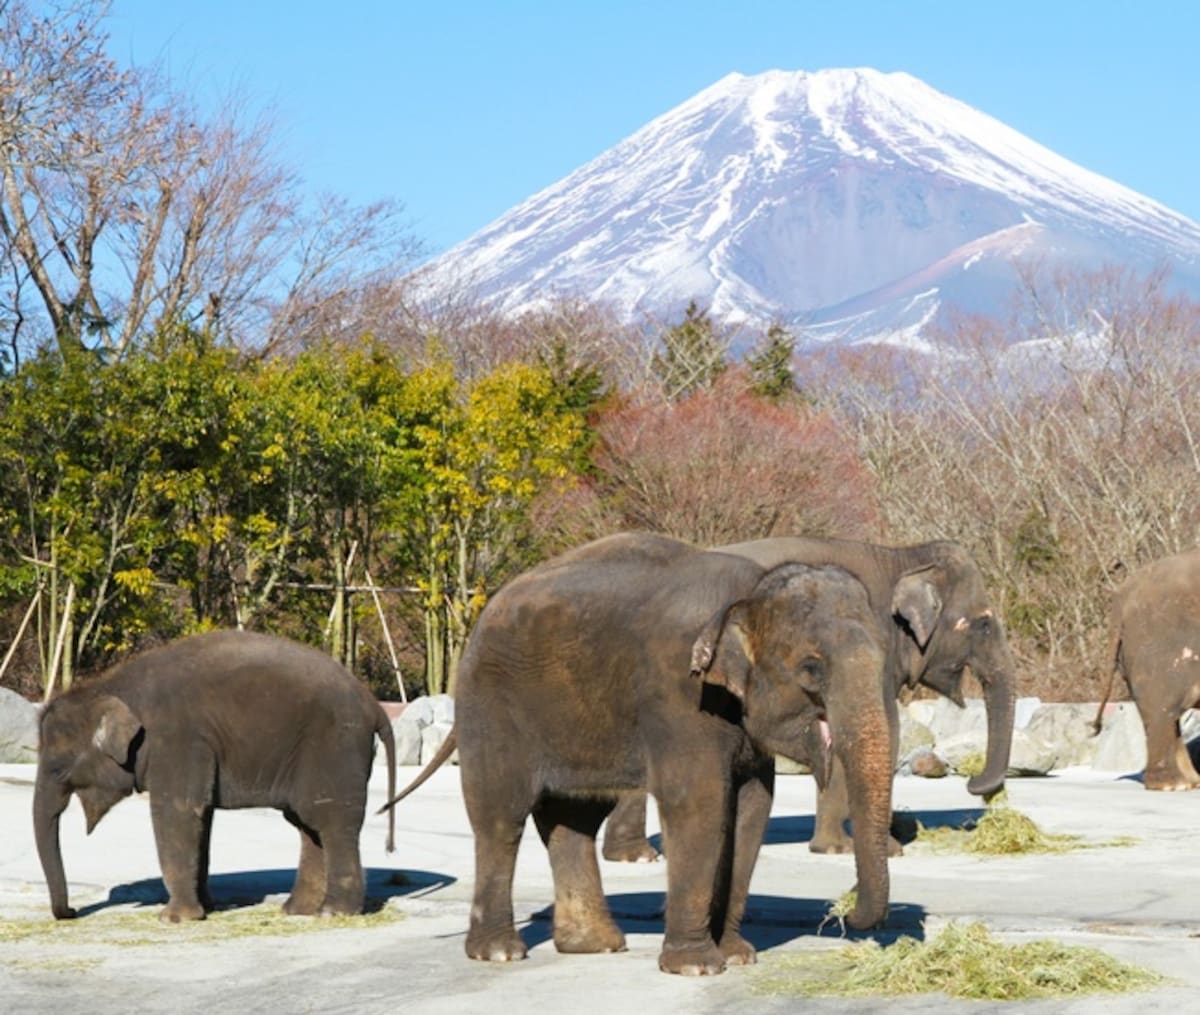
xmin=654 ymin=773 xmax=730 ymax=975
xmin=812 ymin=758 xmax=903 ymax=856
xmin=810 ymin=758 xmax=854 ymax=854
xmin=601 ymin=791 xmax=660 ymax=863
xmin=717 ymin=764 xmax=774 ymax=966
xmin=535 ymin=797 xmax=625 ymax=954
xmin=150 ymin=794 xmax=212 ymax=923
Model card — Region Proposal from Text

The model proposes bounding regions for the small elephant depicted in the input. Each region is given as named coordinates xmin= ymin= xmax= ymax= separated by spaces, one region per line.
xmin=602 ymin=535 xmax=1018 ymax=861
xmin=385 ymin=533 xmax=893 ymax=975
xmin=1094 ymin=548 xmax=1200 ymax=790
xmin=34 ymin=629 xmax=396 ymax=922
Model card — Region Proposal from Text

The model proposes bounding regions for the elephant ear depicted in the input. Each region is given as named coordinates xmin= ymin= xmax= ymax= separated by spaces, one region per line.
xmin=92 ymin=697 xmax=142 ymax=767
xmin=690 ymin=601 xmax=753 ymax=701
xmin=891 ymin=567 xmax=943 ymax=649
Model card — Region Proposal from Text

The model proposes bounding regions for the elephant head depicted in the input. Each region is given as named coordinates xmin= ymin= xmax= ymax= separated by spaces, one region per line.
xmin=891 ymin=544 xmax=1017 ymax=799
xmin=691 ymin=563 xmax=892 ymax=930
xmin=33 ymin=692 xmax=143 ymax=919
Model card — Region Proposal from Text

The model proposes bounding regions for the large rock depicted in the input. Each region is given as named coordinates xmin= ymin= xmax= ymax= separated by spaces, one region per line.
xmin=1006 ymin=727 xmax=1058 ymax=776
xmin=1090 ymin=702 xmax=1146 ymax=774
xmin=1023 ymin=703 xmax=1101 ymax=769
xmin=0 ymin=688 xmax=39 ymax=763
xmin=389 ymin=694 xmax=456 ymax=766
xmin=391 ymin=718 xmax=423 ymax=766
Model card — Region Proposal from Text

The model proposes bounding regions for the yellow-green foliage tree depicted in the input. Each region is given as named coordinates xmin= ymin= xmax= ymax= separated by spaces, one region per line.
xmin=397 ymin=357 xmax=589 ymax=694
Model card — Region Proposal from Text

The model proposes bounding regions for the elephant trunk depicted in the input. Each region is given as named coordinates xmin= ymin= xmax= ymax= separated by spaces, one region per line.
xmin=966 ymin=648 xmax=1017 ymax=798
xmin=831 ymin=644 xmax=893 ymax=930
xmin=33 ymin=775 xmax=75 ymax=920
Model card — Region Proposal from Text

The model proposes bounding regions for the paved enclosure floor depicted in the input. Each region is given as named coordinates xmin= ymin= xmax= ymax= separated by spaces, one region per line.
xmin=3 ymin=762 xmax=1200 ymax=1013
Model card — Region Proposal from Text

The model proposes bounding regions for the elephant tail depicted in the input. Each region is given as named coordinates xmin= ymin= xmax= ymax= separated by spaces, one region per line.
xmin=376 ymin=727 xmax=458 ymax=815
xmin=376 ymin=709 xmax=398 ymax=853
xmin=1091 ymin=626 xmax=1123 ymax=737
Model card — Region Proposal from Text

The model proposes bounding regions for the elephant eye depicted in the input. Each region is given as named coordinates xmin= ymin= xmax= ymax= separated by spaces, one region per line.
xmin=971 ymin=614 xmax=993 ymax=635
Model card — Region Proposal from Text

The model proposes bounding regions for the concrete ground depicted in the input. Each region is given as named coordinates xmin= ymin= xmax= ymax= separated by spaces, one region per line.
xmin=2 ymin=761 xmax=1200 ymax=1014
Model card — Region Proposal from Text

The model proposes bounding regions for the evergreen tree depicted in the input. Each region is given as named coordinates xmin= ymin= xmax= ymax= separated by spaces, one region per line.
xmin=747 ymin=322 xmax=799 ymax=400
xmin=651 ymin=301 xmax=728 ymax=399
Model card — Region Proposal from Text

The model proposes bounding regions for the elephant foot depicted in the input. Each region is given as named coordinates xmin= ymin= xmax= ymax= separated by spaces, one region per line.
xmin=659 ymin=940 xmax=726 ymax=976
xmin=282 ymin=894 xmax=321 ymax=916
xmin=809 ymin=832 xmax=853 ymax=855
xmin=159 ymin=900 xmax=206 ymax=924
xmin=466 ymin=927 xmax=528 ymax=962
xmin=601 ymin=838 xmax=660 ymax=863
xmin=554 ymin=919 xmax=627 ymax=954
xmin=718 ymin=933 xmax=757 ymax=966
xmin=1144 ymin=776 xmax=1200 ymax=791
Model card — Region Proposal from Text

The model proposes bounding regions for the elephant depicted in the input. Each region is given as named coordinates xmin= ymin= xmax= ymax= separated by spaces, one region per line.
xmin=1093 ymin=548 xmax=1200 ymax=790
xmin=34 ymin=629 xmax=397 ymax=922
xmin=602 ymin=536 xmax=1017 ymax=861
xmin=384 ymin=532 xmax=893 ymax=975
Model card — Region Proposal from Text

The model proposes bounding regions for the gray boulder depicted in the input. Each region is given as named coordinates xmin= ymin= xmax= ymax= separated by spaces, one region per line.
xmin=0 ymin=688 xmax=39 ymax=763
xmin=420 ymin=722 xmax=457 ymax=765
xmin=1090 ymin=702 xmax=1147 ymax=774
xmin=1006 ymin=727 xmax=1057 ymax=776
xmin=1023 ymin=703 xmax=1100 ymax=769
xmin=391 ymin=718 xmax=423 ymax=766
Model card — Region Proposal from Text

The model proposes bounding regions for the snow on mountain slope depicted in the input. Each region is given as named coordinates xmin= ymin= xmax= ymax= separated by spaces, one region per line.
xmin=417 ymin=68 xmax=1200 ymax=347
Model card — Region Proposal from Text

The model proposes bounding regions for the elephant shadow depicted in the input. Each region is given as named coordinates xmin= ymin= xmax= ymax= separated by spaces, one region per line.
xmin=78 ymin=867 xmax=453 ymax=918
xmin=524 ymin=892 xmax=927 ymax=953
xmin=763 ymin=806 xmax=987 ymax=848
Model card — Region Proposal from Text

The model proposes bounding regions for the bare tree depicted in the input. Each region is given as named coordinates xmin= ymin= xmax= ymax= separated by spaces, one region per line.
xmin=0 ymin=0 xmax=418 ymax=360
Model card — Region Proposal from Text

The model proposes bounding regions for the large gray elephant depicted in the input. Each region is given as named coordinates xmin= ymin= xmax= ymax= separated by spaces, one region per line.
xmin=602 ymin=536 xmax=1018 ymax=860
xmin=385 ymin=532 xmax=893 ymax=975
xmin=34 ymin=629 xmax=396 ymax=922
xmin=1094 ymin=548 xmax=1200 ymax=790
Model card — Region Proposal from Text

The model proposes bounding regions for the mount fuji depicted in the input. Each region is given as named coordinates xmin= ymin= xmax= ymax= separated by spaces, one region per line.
xmin=417 ymin=68 xmax=1200 ymax=349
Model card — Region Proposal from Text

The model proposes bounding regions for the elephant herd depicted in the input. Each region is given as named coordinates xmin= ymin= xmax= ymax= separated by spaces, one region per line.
xmin=26 ymin=532 xmax=1200 ymax=976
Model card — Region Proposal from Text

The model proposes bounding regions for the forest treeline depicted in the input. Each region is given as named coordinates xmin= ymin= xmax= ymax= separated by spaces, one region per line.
xmin=4 ymin=2 xmax=1200 ymax=702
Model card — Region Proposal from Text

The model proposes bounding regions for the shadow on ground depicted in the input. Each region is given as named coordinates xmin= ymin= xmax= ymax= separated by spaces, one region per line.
xmin=78 ymin=867 xmax=454 ymax=918
xmin=761 ymin=807 xmax=987 ymax=849
xmin=524 ymin=892 xmax=928 ymax=953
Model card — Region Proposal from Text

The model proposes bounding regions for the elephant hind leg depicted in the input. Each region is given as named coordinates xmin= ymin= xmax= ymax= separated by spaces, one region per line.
xmin=282 ymin=810 xmax=326 ymax=915
xmin=534 ymin=796 xmax=625 ymax=955
xmin=601 ymin=792 xmax=660 ymax=863
xmin=1141 ymin=709 xmax=1200 ymax=791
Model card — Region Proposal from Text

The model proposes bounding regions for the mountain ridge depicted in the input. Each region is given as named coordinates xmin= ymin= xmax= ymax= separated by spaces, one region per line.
xmin=417 ymin=68 xmax=1200 ymax=348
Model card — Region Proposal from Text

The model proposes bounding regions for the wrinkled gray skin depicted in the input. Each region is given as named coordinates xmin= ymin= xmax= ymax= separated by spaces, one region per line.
xmin=385 ymin=532 xmax=893 ymax=976
xmin=1094 ymin=549 xmax=1200 ymax=791
xmin=34 ymin=630 xmax=396 ymax=922
xmin=603 ymin=536 xmax=1017 ymax=861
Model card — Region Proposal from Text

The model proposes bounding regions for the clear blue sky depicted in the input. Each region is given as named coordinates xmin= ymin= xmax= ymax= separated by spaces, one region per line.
xmin=107 ymin=0 xmax=1200 ymax=259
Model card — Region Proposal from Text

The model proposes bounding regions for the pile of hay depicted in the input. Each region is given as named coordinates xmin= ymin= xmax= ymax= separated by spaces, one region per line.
xmin=0 ymin=904 xmax=401 ymax=946
xmin=913 ymin=801 xmax=1134 ymax=856
xmin=755 ymin=922 xmax=1162 ymax=1000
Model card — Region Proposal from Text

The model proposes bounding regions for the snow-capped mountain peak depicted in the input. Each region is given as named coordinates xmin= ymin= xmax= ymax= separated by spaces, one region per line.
xmin=418 ymin=68 xmax=1200 ymax=347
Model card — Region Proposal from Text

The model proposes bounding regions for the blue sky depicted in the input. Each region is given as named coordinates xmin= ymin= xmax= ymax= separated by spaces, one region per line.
xmin=107 ymin=1 xmax=1200 ymax=260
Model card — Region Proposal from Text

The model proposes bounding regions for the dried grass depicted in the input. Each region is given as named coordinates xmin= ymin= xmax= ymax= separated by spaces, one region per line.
xmin=0 ymin=904 xmax=401 ymax=946
xmin=754 ymin=922 xmax=1163 ymax=999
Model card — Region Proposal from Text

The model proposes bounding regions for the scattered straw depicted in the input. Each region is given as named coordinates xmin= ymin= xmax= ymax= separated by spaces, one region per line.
xmin=754 ymin=922 xmax=1163 ymax=1000
xmin=913 ymin=805 xmax=1135 ymax=856
xmin=818 ymin=888 xmax=857 ymax=936
xmin=954 ymin=752 xmax=986 ymax=778
xmin=0 ymin=903 xmax=401 ymax=947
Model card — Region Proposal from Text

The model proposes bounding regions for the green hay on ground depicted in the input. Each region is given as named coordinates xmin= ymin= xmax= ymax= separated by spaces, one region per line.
xmin=913 ymin=805 xmax=1136 ymax=856
xmin=753 ymin=922 xmax=1163 ymax=1000
xmin=0 ymin=903 xmax=402 ymax=946
xmin=954 ymin=752 xmax=986 ymax=778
